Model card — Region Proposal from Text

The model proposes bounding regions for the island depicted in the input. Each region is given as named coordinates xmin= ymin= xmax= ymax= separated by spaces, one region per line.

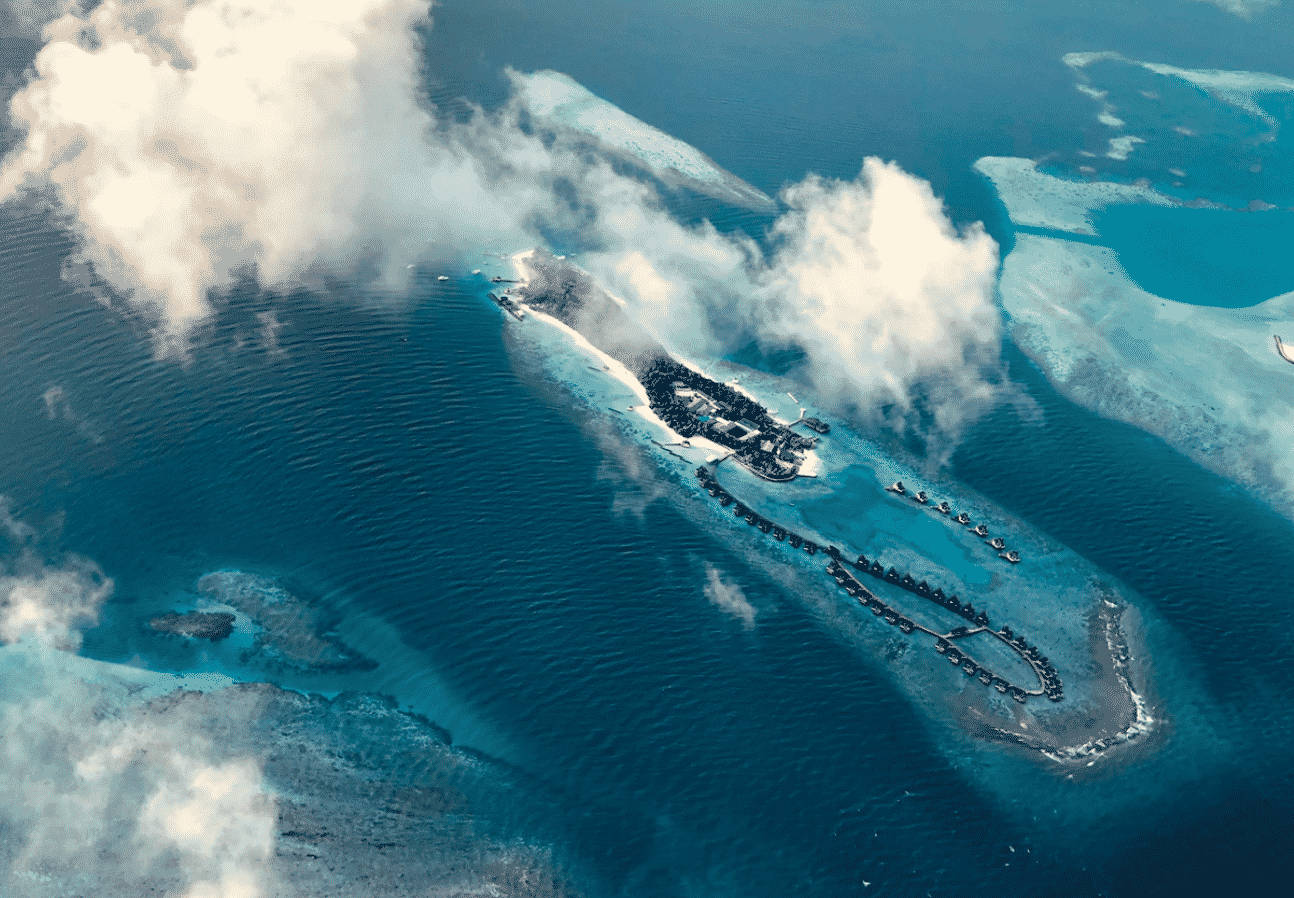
xmin=148 ymin=610 xmax=236 ymax=642
xmin=498 ymin=250 xmax=822 ymax=481
xmin=483 ymin=249 xmax=1154 ymax=766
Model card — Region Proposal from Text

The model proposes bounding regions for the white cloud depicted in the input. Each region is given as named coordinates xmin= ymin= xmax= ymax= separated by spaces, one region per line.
xmin=754 ymin=160 xmax=1002 ymax=439
xmin=0 ymin=498 xmax=35 ymax=543
xmin=0 ymin=518 xmax=110 ymax=650
xmin=703 ymin=563 xmax=757 ymax=628
xmin=0 ymin=505 xmax=278 ymax=897
xmin=0 ymin=0 xmax=78 ymax=38
xmin=1190 ymin=0 xmax=1279 ymax=19
xmin=42 ymin=384 xmax=104 ymax=443
xmin=0 ymin=0 xmax=551 ymax=354
xmin=1 ymin=659 xmax=278 ymax=898
xmin=2 ymin=0 xmax=1005 ymax=441
xmin=573 ymin=160 xmax=1003 ymax=443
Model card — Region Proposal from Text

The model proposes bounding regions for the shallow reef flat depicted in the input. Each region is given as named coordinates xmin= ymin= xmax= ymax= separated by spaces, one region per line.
xmin=974 ymin=157 xmax=1176 ymax=236
xmin=196 ymin=570 xmax=377 ymax=673
xmin=510 ymin=69 xmax=775 ymax=210
xmin=986 ymin=173 xmax=1294 ymax=517
xmin=0 ymin=644 xmax=587 ymax=898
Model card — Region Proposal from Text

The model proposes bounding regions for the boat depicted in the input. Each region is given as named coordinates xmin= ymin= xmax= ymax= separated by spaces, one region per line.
xmin=886 ymin=481 xmax=906 ymax=494
xmin=1275 ymin=335 xmax=1294 ymax=365
xmin=436 ymin=274 xmax=450 ymax=281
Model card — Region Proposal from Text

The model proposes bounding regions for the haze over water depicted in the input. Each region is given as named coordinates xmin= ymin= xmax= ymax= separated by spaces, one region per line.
xmin=2 ymin=0 xmax=1294 ymax=895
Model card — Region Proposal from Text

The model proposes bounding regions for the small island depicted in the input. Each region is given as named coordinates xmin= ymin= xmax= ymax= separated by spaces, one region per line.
xmin=498 ymin=250 xmax=823 ymax=481
xmin=148 ymin=610 xmax=236 ymax=642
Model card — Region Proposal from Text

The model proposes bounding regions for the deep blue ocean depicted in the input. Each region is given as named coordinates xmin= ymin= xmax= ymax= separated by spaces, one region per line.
xmin=4 ymin=1 xmax=1294 ymax=894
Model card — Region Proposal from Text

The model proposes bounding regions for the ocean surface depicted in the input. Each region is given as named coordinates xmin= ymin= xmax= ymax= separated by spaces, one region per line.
xmin=4 ymin=1 xmax=1294 ymax=894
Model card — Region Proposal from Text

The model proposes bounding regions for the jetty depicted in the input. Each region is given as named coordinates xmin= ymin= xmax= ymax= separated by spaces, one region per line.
xmin=882 ymin=479 xmax=1023 ymax=564
xmin=694 ymin=466 xmax=1063 ymax=704
xmin=487 ymin=292 xmax=525 ymax=321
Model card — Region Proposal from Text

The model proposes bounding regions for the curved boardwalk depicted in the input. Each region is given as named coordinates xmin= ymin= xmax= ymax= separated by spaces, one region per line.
xmin=695 ymin=466 xmax=1063 ymax=704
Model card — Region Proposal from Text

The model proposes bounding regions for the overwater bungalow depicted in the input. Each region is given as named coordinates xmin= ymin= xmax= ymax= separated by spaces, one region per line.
xmin=989 ymin=537 xmax=1006 ymax=551
xmin=955 ymin=512 xmax=971 ymax=525
xmin=913 ymin=490 xmax=929 ymax=504
xmin=973 ymin=524 xmax=990 ymax=537
xmin=936 ymin=501 xmax=951 ymax=514
xmin=886 ymin=481 xmax=906 ymax=494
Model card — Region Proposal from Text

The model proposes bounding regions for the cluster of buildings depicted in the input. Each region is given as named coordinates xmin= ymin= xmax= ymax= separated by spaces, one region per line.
xmin=694 ymin=466 xmax=1065 ymax=705
xmin=644 ymin=359 xmax=815 ymax=481
xmin=849 ymin=554 xmax=1064 ymax=703
xmin=886 ymin=481 xmax=1022 ymax=564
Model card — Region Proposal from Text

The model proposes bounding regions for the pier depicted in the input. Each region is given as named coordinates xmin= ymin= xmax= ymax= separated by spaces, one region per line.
xmin=884 ymin=481 xmax=1022 ymax=564
xmin=695 ymin=467 xmax=1063 ymax=704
